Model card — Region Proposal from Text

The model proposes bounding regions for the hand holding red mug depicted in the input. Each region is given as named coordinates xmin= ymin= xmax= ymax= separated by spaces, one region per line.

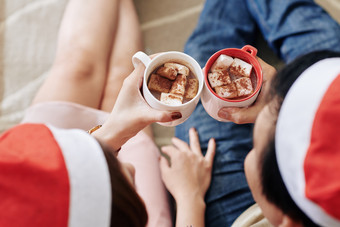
xmin=217 ymin=57 xmax=277 ymax=124
xmin=201 ymin=45 xmax=276 ymax=124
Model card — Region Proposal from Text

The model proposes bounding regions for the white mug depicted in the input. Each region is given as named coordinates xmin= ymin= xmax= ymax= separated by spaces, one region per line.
xmin=132 ymin=51 xmax=204 ymax=127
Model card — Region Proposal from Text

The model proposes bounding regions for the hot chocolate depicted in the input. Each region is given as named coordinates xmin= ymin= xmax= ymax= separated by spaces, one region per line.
xmin=147 ymin=62 xmax=199 ymax=106
xmin=207 ymin=54 xmax=256 ymax=100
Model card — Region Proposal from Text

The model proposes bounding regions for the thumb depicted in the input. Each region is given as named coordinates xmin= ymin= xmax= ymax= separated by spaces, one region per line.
xmin=152 ymin=110 xmax=182 ymax=123
xmin=127 ymin=63 xmax=145 ymax=88
xmin=218 ymin=107 xmax=254 ymax=124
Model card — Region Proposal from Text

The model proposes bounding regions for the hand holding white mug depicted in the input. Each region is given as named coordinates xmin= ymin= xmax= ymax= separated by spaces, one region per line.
xmin=93 ymin=64 xmax=182 ymax=150
xmin=132 ymin=51 xmax=204 ymax=127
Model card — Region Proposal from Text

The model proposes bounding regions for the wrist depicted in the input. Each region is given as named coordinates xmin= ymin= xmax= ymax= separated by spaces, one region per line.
xmin=175 ymin=193 xmax=206 ymax=227
xmin=175 ymin=191 xmax=206 ymax=209
xmin=91 ymin=123 xmax=126 ymax=151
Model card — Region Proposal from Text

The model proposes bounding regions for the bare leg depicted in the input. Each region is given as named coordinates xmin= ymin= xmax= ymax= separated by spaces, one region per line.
xmin=99 ymin=5 xmax=170 ymax=225
xmin=32 ymin=0 xmax=119 ymax=108
xmin=118 ymin=132 xmax=173 ymax=227
xmin=100 ymin=0 xmax=143 ymax=111
xmin=32 ymin=0 xmax=153 ymax=139
xmin=31 ymin=2 xmax=170 ymax=225
xmin=99 ymin=0 xmax=154 ymax=138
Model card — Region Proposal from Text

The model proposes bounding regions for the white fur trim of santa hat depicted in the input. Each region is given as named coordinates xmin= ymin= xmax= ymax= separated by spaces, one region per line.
xmin=276 ymin=58 xmax=340 ymax=226
xmin=50 ymin=125 xmax=112 ymax=227
xmin=0 ymin=123 xmax=111 ymax=227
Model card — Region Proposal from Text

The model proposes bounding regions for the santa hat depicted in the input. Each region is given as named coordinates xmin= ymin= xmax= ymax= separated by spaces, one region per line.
xmin=276 ymin=58 xmax=340 ymax=226
xmin=0 ymin=123 xmax=111 ymax=227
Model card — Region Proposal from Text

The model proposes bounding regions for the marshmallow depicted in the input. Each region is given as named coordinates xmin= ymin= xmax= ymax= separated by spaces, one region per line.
xmin=229 ymin=58 xmax=252 ymax=78
xmin=208 ymin=71 xmax=231 ymax=88
xmin=170 ymin=74 xmax=187 ymax=96
xmin=184 ymin=78 xmax=199 ymax=99
xmin=215 ymin=83 xmax=238 ymax=99
xmin=160 ymin=93 xmax=183 ymax=106
xmin=164 ymin=63 xmax=189 ymax=76
xmin=148 ymin=73 xmax=172 ymax=93
xmin=234 ymin=77 xmax=253 ymax=97
xmin=156 ymin=66 xmax=177 ymax=80
xmin=210 ymin=54 xmax=234 ymax=72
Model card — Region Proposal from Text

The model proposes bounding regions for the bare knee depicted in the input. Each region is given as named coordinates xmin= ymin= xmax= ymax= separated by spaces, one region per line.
xmin=52 ymin=47 xmax=106 ymax=83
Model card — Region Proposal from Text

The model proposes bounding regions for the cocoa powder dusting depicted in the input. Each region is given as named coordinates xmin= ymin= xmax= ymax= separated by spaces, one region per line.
xmin=157 ymin=76 xmax=172 ymax=90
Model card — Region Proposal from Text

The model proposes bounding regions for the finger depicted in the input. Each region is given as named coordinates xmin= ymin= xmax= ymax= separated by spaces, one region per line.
xmin=159 ymin=154 xmax=171 ymax=170
xmin=137 ymin=107 xmax=182 ymax=126
xmin=161 ymin=145 xmax=180 ymax=167
xmin=256 ymin=57 xmax=277 ymax=81
xmin=161 ymin=145 xmax=177 ymax=157
xmin=149 ymin=53 xmax=163 ymax=59
xmin=189 ymin=128 xmax=202 ymax=155
xmin=171 ymin=137 xmax=191 ymax=152
xmin=126 ymin=63 xmax=145 ymax=88
xmin=204 ymin=138 xmax=216 ymax=166
xmin=150 ymin=110 xmax=182 ymax=123
xmin=218 ymin=107 xmax=257 ymax=124
xmin=256 ymin=57 xmax=272 ymax=71
xmin=256 ymin=56 xmax=266 ymax=66
xmin=217 ymin=107 xmax=241 ymax=121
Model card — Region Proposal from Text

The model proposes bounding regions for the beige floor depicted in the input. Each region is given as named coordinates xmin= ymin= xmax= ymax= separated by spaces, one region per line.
xmin=135 ymin=0 xmax=204 ymax=53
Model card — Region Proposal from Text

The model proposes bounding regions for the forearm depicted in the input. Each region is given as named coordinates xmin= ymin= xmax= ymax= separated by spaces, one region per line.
xmin=175 ymin=194 xmax=206 ymax=227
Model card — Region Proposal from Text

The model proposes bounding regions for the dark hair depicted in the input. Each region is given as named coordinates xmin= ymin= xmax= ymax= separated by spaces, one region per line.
xmin=99 ymin=141 xmax=148 ymax=227
xmin=260 ymin=50 xmax=340 ymax=226
xmin=260 ymin=134 xmax=319 ymax=226
xmin=269 ymin=50 xmax=340 ymax=107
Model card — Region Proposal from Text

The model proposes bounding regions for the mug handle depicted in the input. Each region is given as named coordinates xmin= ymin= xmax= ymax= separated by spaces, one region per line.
xmin=241 ymin=45 xmax=258 ymax=57
xmin=132 ymin=51 xmax=151 ymax=68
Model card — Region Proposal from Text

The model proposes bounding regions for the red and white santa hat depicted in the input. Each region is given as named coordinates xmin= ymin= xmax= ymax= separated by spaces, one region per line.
xmin=276 ymin=58 xmax=340 ymax=226
xmin=0 ymin=123 xmax=112 ymax=227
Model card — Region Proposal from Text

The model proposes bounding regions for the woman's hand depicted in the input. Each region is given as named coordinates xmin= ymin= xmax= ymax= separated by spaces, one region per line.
xmin=159 ymin=128 xmax=215 ymax=227
xmin=217 ymin=57 xmax=277 ymax=124
xmin=93 ymin=63 xmax=182 ymax=150
xmin=160 ymin=128 xmax=215 ymax=200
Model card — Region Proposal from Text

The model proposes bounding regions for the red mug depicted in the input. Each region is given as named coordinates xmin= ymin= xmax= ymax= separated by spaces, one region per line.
xmin=201 ymin=45 xmax=263 ymax=121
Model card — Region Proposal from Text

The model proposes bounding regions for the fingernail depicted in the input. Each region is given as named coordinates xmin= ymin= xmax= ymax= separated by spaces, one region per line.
xmin=209 ymin=138 xmax=216 ymax=146
xmin=171 ymin=112 xmax=182 ymax=120
xmin=218 ymin=110 xmax=230 ymax=119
